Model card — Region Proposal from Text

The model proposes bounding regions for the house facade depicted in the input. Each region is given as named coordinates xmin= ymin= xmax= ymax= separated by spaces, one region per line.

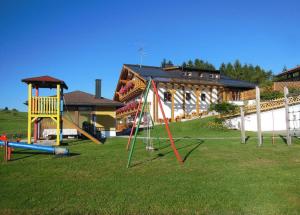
xmin=40 ymin=80 xmax=123 ymax=138
xmin=113 ymin=64 xmax=255 ymax=131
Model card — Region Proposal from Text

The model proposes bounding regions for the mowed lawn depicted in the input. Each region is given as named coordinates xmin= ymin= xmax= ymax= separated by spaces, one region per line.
xmin=0 ymin=110 xmax=27 ymax=138
xmin=1 ymin=116 xmax=300 ymax=214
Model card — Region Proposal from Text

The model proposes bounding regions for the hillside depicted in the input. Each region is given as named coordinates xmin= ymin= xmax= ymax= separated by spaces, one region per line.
xmin=0 ymin=110 xmax=27 ymax=137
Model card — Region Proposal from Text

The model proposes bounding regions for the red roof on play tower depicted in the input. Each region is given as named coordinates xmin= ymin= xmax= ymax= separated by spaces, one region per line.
xmin=22 ymin=75 xmax=68 ymax=89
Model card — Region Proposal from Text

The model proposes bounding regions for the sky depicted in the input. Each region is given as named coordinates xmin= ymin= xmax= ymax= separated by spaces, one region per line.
xmin=0 ymin=0 xmax=299 ymax=111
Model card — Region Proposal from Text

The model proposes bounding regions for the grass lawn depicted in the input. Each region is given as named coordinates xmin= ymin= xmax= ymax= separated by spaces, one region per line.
xmin=0 ymin=110 xmax=27 ymax=138
xmin=1 ymin=116 xmax=300 ymax=214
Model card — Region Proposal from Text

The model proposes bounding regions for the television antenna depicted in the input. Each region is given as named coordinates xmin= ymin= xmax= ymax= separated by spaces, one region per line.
xmin=138 ymin=47 xmax=147 ymax=69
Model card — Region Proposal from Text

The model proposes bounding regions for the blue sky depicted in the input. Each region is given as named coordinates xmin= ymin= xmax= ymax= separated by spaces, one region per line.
xmin=0 ymin=0 xmax=299 ymax=111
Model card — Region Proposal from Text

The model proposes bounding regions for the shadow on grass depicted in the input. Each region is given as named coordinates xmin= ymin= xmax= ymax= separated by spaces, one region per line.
xmin=131 ymin=138 xmax=204 ymax=167
xmin=9 ymin=150 xmax=79 ymax=161
xmin=279 ymin=135 xmax=287 ymax=144
xmin=245 ymin=136 xmax=250 ymax=143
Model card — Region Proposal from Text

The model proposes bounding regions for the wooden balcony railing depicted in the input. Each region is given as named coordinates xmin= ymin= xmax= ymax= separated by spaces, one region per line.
xmin=223 ymin=95 xmax=300 ymax=118
xmin=31 ymin=96 xmax=58 ymax=115
xmin=118 ymin=79 xmax=146 ymax=102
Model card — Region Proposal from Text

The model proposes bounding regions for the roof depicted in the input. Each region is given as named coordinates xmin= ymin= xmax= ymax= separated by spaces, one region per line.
xmin=220 ymin=75 xmax=256 ymax=88
xmin=22 ymin=75 xmax=68 ymax=89
xmin=64 ymin=91 xmax=123 ymax=107
xmin=124 ymin=64 xmax=255 ymax=89
xmin=276 ymin=66 xmax=300 ymax=77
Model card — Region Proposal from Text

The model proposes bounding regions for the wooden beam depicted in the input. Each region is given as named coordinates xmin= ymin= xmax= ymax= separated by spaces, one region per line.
xmin=284 ymin=87 xmax=291 ymax=145
xmin=256 ymin=87 xmax=262 ymax=146
xmin=182 ymin=85 xmax=185 ymax=116
xmin=195 ymin=87 xmax=200 ymax=115
xmin=240 ymin=107 xmax=246 ymax=144
xmin=171 ymin=87 xmax=176 ymax=122
xmin=120 ymin=80 xmax=129 ymax=84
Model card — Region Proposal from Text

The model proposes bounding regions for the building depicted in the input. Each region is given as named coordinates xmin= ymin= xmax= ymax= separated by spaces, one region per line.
xmin=41 ymin=79 xmax=123 ymax=138
xmin=276 ymin=66 xmax=300 ymax=82
xmin=271 ymin=66 xmax=300 ymax=92
xmin=113 ymin=64 xmax=255 ymax=131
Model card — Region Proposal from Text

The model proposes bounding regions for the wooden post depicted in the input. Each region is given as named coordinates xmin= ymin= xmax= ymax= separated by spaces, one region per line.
xmin=27 ymin=83 xmax=32 ymax=144
xmin=222 ymin=90 xmax=226 ymax=102
xmin=195 ymin=87 xmax=200 ymax=115
xmin=34 ymin=87 xmax=39 ymax=143
xmin=152 ymin=87 xmax=156 ymax=122
xmin=56 ymin=84 xmax=61 ymax=146
xmin=182 ymin=86 xmax=185 ymax=116
xmin=284 ymin=86 xmax=291 ymax=145
xmin=155 ymin=82 xmax=159 ymax=121
xmin=256 ymin=86 xmax=262 ymax=146
xmin=240 ymin=107 xmax=246 ymax=144
xmin=171 ymin=88 xmax=175 ymax=122
xmin=210 ymin=87 xmax=214 ymax=104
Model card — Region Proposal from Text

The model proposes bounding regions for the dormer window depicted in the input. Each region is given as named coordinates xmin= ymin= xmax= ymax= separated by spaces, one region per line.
xmin=182 ymin=71 xmax=192 ymax=78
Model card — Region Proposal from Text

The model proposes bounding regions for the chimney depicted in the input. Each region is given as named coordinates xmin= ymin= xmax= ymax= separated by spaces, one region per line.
xmin=95 ymin=79 xmax=101 ymax=98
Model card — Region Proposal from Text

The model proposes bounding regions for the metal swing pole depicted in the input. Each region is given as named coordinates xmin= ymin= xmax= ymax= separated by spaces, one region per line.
xmin=127 ymin=79 xmax=152 ymax=168
xmin=151 ymin=80 xmax=183 ymax=164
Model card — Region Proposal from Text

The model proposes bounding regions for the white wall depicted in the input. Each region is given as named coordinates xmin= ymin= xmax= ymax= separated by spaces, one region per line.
xmin=225 ymin=103 xmax=300 ymax=132
xmin=101 ymin=130 xmax=116 ymax=138
xmin=150 ymin=85 xmax=219 ymax=120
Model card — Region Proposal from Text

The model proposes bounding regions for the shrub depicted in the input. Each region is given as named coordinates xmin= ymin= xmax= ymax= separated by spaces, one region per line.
xmin=260 ymin=91 xmax=283 ymax=101
xmin=209 ymin=102 xmax=238 ymax=115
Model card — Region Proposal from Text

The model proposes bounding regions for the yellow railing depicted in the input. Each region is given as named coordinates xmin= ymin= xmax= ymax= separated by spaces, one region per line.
xmin=31 ymin=96 xmax=58 ymax=115
xmin=118 ymin=79 xmax=146 ymax=102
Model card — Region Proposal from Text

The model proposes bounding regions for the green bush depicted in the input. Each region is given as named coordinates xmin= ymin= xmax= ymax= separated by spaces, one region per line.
xmin=288 ymin=88 xmax=300 ymax=96
xmin=260 ymin=91 xmax=283 ymax=101
xmin=209 ymin=102 xmax=238 ymax=115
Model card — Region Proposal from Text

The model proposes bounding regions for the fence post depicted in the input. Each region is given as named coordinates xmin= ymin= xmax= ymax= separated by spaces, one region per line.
xmin=256 ymin=86 xmax=262 ymax=146
xmin=240 ymin=106 xmax=246 ymax=144
xmin=284 ymin=86 xmax=291 ymax=145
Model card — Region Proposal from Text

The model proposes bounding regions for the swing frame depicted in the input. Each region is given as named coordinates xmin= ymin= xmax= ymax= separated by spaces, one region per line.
xmin=126 ymin=78 xmax=183 ymax=168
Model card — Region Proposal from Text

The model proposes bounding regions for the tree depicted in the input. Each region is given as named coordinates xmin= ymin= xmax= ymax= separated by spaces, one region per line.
xmin=161 ymin=58 xmax=167 ymax=68
xmin=161 ymin=59 xmax=173 ymax=68
xmin=219 ymin=60 xmax=273 ymax=86
xmin=182 ymin=58 xmax=215 ymax=70
xmin=187 ymin=60 xmax=194 ymax=67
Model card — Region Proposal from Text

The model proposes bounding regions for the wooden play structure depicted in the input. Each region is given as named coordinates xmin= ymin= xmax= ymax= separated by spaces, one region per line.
xmin=22 ymin=76 xmax=101 ymax=145
xmin=22 ymin=76 xmax=68 ymax=145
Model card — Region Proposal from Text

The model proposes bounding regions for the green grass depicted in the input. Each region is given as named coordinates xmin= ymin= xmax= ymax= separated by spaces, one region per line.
xmin=0 ymin=110 xmax=27 ymax=138
xmin=1 ymin=115 xmax=300 ymax=214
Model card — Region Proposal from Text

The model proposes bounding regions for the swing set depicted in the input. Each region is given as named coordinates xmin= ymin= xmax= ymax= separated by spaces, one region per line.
xmin=126 ymin=78 xmax=183 ymax=168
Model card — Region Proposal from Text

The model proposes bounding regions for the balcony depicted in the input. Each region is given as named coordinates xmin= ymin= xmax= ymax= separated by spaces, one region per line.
xmin=30 ymin=96 xmax=58 ymax=116
xmin=118 ymin=79 xmax=146 ymax=102
xmin=116 ymin=101 xmax=150 ymax=118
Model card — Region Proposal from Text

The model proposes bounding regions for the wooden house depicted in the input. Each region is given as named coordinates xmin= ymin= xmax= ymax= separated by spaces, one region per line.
xmin=40 ymin=79 xmax=123 ymax=138
xmin=113 ymin=64 xmax=256 ymax=131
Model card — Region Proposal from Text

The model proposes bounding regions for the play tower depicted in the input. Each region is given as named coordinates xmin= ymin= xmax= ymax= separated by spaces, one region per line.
xmin=22 ymin=76 xmax=68 ymax=145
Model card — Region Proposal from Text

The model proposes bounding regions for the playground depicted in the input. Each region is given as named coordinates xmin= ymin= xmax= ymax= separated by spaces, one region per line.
xmin=1 ymin=113 xmax=300 ymax=214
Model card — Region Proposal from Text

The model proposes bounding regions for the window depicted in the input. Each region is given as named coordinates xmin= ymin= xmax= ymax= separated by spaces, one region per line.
xmin=199 ymin=73 xmax=204 ymax=78
xmin=201 ymin=93 xmax=206 ymax=101
xmin=182 ymin=71 xmax=192 ymax=78
xmin=163 ymin=92 xmax=172 ymax=102
xmin=209 ymin=74 xmax=214 ymax=79
xmin=186 ymin=93 xmax=191 ymax=101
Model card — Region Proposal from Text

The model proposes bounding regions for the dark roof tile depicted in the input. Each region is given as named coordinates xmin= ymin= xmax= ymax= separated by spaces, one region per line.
xmin=22 ymin=75 xmax=68 ymax=89
xmin=125 ymin=64 xmax=256 ymax=89
xmin=64 ymin=91 xmax=123 ymax=107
